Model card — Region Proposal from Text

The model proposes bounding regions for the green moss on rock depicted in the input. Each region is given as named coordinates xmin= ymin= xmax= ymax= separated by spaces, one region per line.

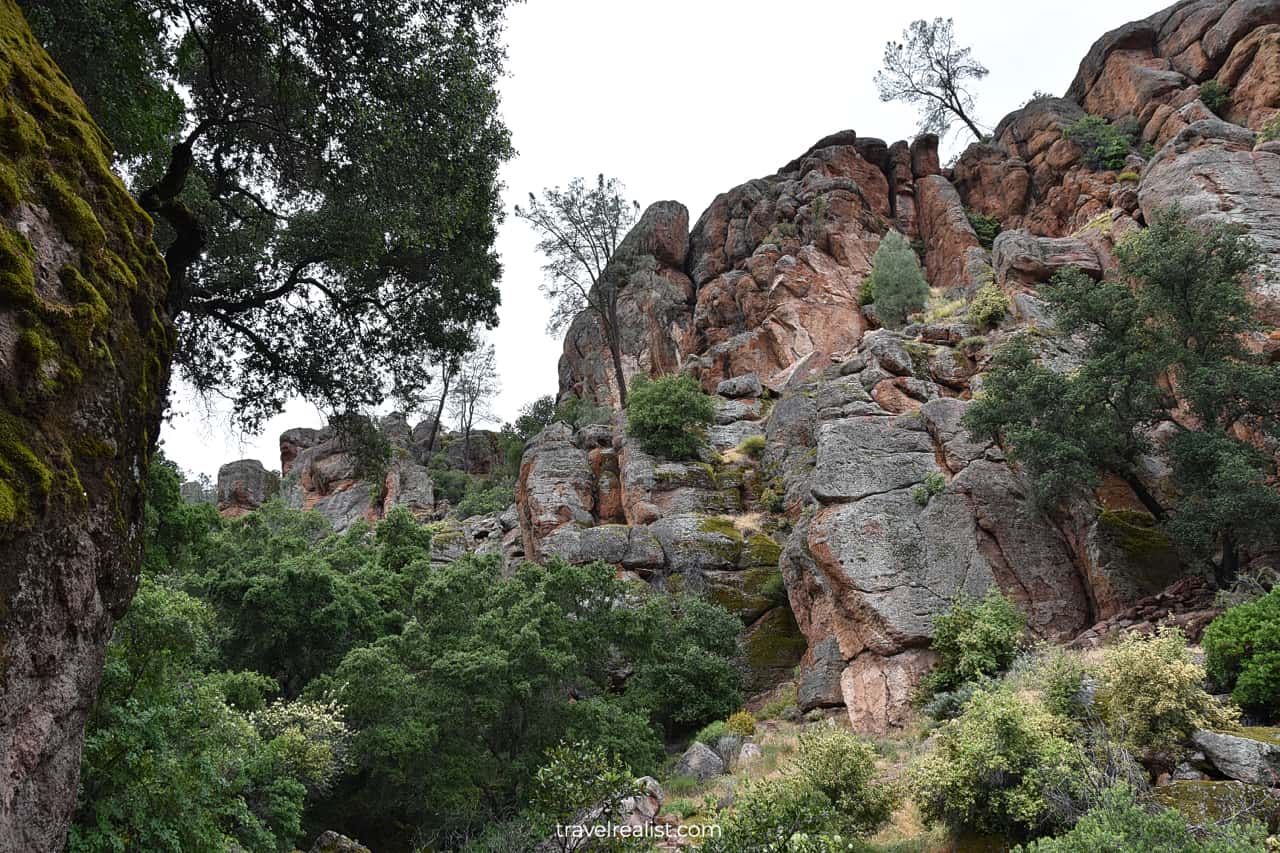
xmin=1099 ymin=508 xmax=1174 ymax=558
xmin=741 ymin=532 xmax=782 ymax=567
xmin=0 ymin=1 xmax=173 ymax=539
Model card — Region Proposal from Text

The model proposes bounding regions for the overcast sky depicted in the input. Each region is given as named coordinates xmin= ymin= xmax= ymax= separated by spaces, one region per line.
xmin=160 ymin=0 xmax=1167 ymax=479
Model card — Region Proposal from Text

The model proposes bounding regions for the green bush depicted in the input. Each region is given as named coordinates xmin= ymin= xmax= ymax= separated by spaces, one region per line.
xmin=1095 ymin=627 xmax=1238 ymax=754
xmin=455 ymin=481 xmax=514 ymax=518
xmin=909 ymin=685 xmax=1087 ymax=836
xmin=703 ymin=777 xmax=834 ymax=853
xmin=431 ymin=467 xmax=471 ymax=504
xmin=758 ymin=684 xmax=798 ymax=721
xmin=925 ymin=591 xmax=1026 ymax=695
xmin=625 ymin=374 xmax=715 ymax=460
xmin=967 ymin=209 xmax=1002 ymax=249
xmin=1013 ymin=645 xmax=1090 ymax=720
xmin=760 ymin=487 xmax=785 ymax=513
xmin=791 ymin=727 xmax=897 ymax=836
xmin=737 ymin=434 xmax=766 ymax=459
xmin=1018 ymin=783 xmax=1269 ymax=852
xmin=863 ymin=230 xmax=929 ymax=327
xmin=912 ymin=470 xmax=945 ymax=506
xmin=726 ymin=710 xmax=756 ymax=737
xmin=1116 ymin=170 xmax=1140 ymax=183
xmin=665 ymin=798 xmax=700 ymax=819
xmin=1198 ymin=79 xmax=1230 ymax=117
xmin=968 ymin=279 xmax=1009 ymax=328
xmin=1062 ymin=115 xmax=1135 ymax=170
xmin=1203 ymin=588 xmax=1280 ymax=720
xmin=695 ymin=719 xmax=730 ymax=745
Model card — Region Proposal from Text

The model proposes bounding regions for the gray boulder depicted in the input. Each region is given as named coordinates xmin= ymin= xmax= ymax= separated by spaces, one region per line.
xmin=1192 ymin=729 xmax=1280 ymax=786
xmin=717 ymin=373 xmax=763 ymax=398
xmin=674 ymin=741 xmax=725 ymax=781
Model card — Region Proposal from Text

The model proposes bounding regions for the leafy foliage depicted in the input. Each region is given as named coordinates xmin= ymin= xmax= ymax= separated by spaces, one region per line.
xmin=706 ymin=728 xmax=895 ymax=852
xmin=456 ymin=480 xmax=515 ymax=518
xmin=625 ymin=374 xmax=715 ymax=460
xmin=528 ymin=742 xmax=647 ymax=853
xmin=29 ymin=0 xmax=514 ymax=429
xmin=1198 ymin=79 xmax=1231 ymax=117
xmin=727 ymin=710 xmax=757 ymax=736
xmin=1203 ymin=588 xmax=1280 ymax=721
xmin=1019 ymin=784 xmax=1269 ymax=852
xmin=968 ymin=279 xmax=1009 ymax=328
xmin=924 ymin=591 xmax=1026 ymax=695
xmin=910 ymin=685 xmax=1087 ymax=836
xmin=967 ymin=210 xmax=1002 ymax=248
xmin=1062 ymin=115 xmax=1136 ymax=170
xmin=1094 ymin=628 xmax=1237 ymax=754
xmin=875 ymin=17 xmax=988 ymax=140
xmin=316 ymin=556 xmax=738 ymax=848
xmin=963 ymin=209 xmax=1280 ymax=581
xmin=863 ymin=230 xmax=930 ymax=327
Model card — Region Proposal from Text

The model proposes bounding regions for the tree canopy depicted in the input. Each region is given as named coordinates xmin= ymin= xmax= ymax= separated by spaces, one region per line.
xmin=875 ymin=17 xmax=988 ymax=141
xmin=25 ymin=0 xmax=514 ymax=428
xmin=964 ymin=209 xmax=1280 ymax=582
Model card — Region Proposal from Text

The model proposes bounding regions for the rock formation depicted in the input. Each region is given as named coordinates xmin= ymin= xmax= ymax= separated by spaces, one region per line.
xmin=523 ymin=0 xmax=1280 ymax=733
xmin=0 ymin=4 xmax=174 ymax=848
xmin=194 ymin=0 xmax=1280 ymax=738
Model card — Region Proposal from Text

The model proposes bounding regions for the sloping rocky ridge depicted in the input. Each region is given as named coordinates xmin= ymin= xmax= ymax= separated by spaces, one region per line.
xmin=525 ymin=0 xmax=1280 ymax=733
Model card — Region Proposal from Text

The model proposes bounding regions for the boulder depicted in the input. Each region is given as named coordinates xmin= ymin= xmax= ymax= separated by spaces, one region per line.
xmin=1192 ymin=728 xmax=1280 ymax=785
xmin=674 ymin=741 xmax=724 ymax=781
xmin=992 ymin=230 xmax=1104 ymax=287
xmin=309 ymin=831 xmax=371 ymax=853
xmin=516 ymin=423 xmax=595 ymax=560
xmin=916 ymin=175 xmax=988 ymax=291
xmin=716 ymin=373 xmax=763 ymax=398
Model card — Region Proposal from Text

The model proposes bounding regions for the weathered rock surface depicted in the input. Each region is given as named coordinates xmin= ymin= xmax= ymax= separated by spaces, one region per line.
xmin=0 ymin=10 xmax=174 ymax=849
xmin=308 ymin=830 xmax=372 ymax=853
xmin=674 ymin=741 xmax=724 ymax=781
xmin=1192 ymin=728 xmax=1280 ymax=785
xmin=216 ymin=459 xmax=279 ymax=517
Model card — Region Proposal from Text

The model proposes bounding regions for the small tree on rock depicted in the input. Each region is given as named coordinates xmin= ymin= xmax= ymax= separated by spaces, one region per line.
xmin=625 ymin=375 xmax=715 ymax=461
xmin=448 ymin=343 xmax=499 ymax=473
xmin=863 ymin=230 xmax=930 ymax=327
xmin=516 ymin=175 xmax=640 ymax=407
xmin=875 ymin=17 xmax=988 ymax=141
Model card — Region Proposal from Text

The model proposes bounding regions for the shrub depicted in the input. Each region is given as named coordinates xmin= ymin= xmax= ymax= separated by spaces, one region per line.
xmin=925 ymin=591 xmax=1026 ymax=694
xmin=431 ymin=467 xmax=470 ymax=504
xmin=791 ymin=727 xmax=897 ymax=836
xmin=1018 ymin=783 xmax=1269 ymax=852
xmin=1062 ymin=115 xmax=1135 ymax=170
xmin=909 ymin=685 xmax=1087 ymax=836
xmin=695 ymin=719 xmax=729 ymax=745
xmin=864 ymin=230 xmax=929 ymax=327
xmin=726 ymin=710 xmax=756 ymax=737
xmin=1012 ymin=645 xmax=1090 ymax=720
xmin=1116 ymin=170 xmax=1140 ymax=183
xmin=703 ymin=777 xmax=834 ymax=853
xmin=913 ymin=470 xmax=946 ymax=506
xmin=1198 ymin=79 xmax=1230 ymax=117
xmin=1094 ymin=627 xmax=1238 ymax=754
xmin=967 ymin=209 xmax=1002 ymax=249
xmin=625 ymin=374 xmax=715 ymax=460
xmin=922 ymin=682 xmax=978 ymax=722
xmin=968 ymin=279 xmax=1009 ymax=328
xmin=1260 ymin=111 xmax=1280 ymax=144
xmin=1203 ymin=588 xmax=1280 ymax=721
xmin=665 ymin=798 xmax=700 ymax=819
xmin=758 ymin=684 xmax=798 ymax=721
xmin=760 ymin=487 xmax=785 ymax=513
xmin=737 ymin=434 xmax=766 ymax=459
xmin=528 ymin=741 xmax=644 ymax=850
xmin=455 ymin=481 xmax=514 ymax=518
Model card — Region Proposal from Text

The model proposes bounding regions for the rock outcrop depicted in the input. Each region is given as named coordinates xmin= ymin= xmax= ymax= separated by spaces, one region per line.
xmin=0 ymin=5 xmax=174 ymax=849
xmin=528 ymin=0 xmax=1280 ymax=735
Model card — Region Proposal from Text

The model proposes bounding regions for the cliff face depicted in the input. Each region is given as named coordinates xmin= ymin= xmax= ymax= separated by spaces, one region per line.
xmin=528 ymin=0 xmax=1280 ymax=732
xmin=0 ymin=2 xmax=173 ymax=848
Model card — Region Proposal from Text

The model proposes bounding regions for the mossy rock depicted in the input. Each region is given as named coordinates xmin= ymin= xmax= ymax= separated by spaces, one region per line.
xmin=0 ymin=2 xmax=171 ymax=537
xmin=740 ymin=532 xmax=782 ymax=568
xmin=1098 ymin=508 xmax=1184 ymax=595
xmin=1149 ymin=780 xmax=1280 ymax=829
xmin=738 ymin=606 xmax=807 ymax=693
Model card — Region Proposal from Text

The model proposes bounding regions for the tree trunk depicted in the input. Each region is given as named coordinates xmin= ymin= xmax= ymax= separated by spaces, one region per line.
xmin=0 ymin=7 xmax=174 ymax=850
xmin=1217 ymin=529 xmax=1240 ymax=589
xmin=604 ymin=294 xmax=628 ymax=408
xmin=424 ymin=369 xmax=453 ymax=458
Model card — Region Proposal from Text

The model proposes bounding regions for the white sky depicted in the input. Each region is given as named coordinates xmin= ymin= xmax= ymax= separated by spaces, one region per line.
xmin=160 ymin=0 xmax=1167 ymax=479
